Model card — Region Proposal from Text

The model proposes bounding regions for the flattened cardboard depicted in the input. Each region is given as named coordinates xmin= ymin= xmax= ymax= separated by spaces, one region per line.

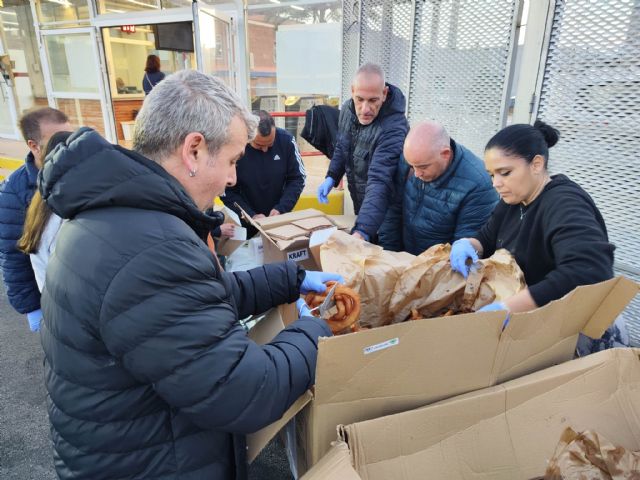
xmin=246 ymin=309 xmax=314 ymax=463
xmin=301 ymin=442 xmax=360 ymax=480
xmin=292 ymin=217 xmax=335 ymax=231
xmin=268 ymin=224 xmax=309 ymax=241
xmin=301 ymin=277 xmax=638 ymax=468
xmin=339 ymin=348 xmax=640 ymax=480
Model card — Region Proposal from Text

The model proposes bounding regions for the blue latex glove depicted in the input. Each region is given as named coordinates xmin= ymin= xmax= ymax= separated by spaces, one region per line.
xmin=296 ymin=298 xmax=312 ymax=318
xmin=450 ymin=239 xmax=479 ymax=278
xmin=300 ymin=270 xmax=344 ymax=294
xmin=26 ymin=309 xmax=43 ymax=332
xmin=317 ymin=178 xmax=334 ymax=204
xmin=478 ymin=302 xmax=510 ymax=329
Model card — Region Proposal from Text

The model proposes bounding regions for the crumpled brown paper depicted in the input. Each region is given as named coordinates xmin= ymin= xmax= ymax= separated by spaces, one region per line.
xmin=542 ymin=427 xmax=640 ymax=480
xmin=320 ymin=231 xmax=414 ymax=328
xmin=389 ymin=243 xmax=525 ymax=322
xmin=320 ymin=231 xmax=525 ymax=327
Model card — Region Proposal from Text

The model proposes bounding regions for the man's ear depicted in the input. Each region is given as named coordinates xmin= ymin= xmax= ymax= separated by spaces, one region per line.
xmin=180 ymin=132 xmax=206 ymax=173
xmin=27 ymin=139 xmax=40 ymax=157
xmin=382 ymin=85 xmax=389 ymax=101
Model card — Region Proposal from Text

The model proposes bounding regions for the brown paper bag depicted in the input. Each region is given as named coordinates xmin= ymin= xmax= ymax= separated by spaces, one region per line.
xmin=320 ymin=231 xmax=414 ymax=328
xmin=389 ymin=244 xmax=525 ymax=322
xmin=543 ymin=427 xmax=640 ymax=480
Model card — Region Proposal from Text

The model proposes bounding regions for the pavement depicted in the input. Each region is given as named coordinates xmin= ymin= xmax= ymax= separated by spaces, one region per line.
xmin=0 ymin=282 xmax=292 ymax=480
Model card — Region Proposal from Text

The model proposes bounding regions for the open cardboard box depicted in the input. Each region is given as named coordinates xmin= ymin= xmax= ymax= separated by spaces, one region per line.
xmin=241 ymin=208 xmax=343 ymax=270
xmin=213 ymin=205 xmax=247 ymax=257
xmin=304 ymin=347 xmax=640 ymax=479
xmin=253 ymin=277 xmax=638 ymax=473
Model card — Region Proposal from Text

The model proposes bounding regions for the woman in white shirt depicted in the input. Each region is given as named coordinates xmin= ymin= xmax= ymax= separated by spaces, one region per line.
xmin=18 ymin=131 xmax=71 ymax=293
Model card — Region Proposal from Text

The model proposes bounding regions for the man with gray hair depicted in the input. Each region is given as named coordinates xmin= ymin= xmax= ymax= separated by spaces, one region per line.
xmin=38 ymin=70 xmax=341 ymax=479
xmin=317 ymin=62 xmax=408 ymax=241
xmin=378 ymin=121 xmax=498 ymax=255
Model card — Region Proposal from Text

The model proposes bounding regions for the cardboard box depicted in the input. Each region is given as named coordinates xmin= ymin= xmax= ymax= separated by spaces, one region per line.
xmin=243 ymin=209 xmax=340 ymax=270
xmin=269 ymin=277 xmax=639 ymax=470
xmin=327 ymin=347 xmax=640 ymax=480
xmin=213 ymin=206 xmax=248 ymax=257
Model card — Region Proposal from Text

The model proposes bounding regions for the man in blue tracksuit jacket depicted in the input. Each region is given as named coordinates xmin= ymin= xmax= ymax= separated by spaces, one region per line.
xmin=0 ymin=107 xmax=70 ymax=331
xmin=223 ymin=110 xmax=305 ymax=234
xmin=378 ymin=121 xmax=498 ymax=255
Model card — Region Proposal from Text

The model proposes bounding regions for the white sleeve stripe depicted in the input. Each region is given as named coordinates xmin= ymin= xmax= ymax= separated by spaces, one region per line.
xmin=291 ymin=137 xmax=307 ymax=181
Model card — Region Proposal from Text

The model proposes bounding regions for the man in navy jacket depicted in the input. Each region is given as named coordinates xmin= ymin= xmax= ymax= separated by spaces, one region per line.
xmin=223 ymin=110 xmax=305 ymax=232
xmin=0 ymin=107 xmax=70 ymax=331
xmin=379 ymin=121 xmax=498 ymax=255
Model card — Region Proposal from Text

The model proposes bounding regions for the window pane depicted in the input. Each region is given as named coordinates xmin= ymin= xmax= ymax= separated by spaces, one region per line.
xmin=35 ymin=0 xmax=91 ymax=25
xmin=43 ymin=34 xmax=99 ymax=93
xmin=54 ymin=98 xmax=106 ymax=136
xmin=97 ymin=0 xmax=160 ymax=15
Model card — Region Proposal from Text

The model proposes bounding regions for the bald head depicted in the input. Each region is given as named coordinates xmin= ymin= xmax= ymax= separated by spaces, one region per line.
xmin=404 ymin=121 xmax=452 ymax=182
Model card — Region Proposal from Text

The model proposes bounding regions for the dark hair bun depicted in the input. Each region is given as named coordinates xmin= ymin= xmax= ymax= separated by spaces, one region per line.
xmin=533 ymin=120 xmax=560 ymax=148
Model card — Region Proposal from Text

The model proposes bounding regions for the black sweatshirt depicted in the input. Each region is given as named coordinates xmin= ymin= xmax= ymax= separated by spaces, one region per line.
xmin=475 ymin=174 xmax=614 ymax=307
xmin=222 ymin=128 xmax=306 ymax=219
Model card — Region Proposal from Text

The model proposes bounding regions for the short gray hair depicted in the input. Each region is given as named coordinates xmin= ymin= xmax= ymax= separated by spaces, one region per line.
xmin=354 ymin=62 xmax=386 ymax=85
xmin=133 ymin=70 xmax=257 ymax=161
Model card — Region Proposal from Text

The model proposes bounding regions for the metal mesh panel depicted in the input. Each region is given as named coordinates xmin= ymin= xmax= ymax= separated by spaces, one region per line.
xmin=342 ymin=0 xmax=361 ymax=103
xmin=358 ymin=0 xmax=414 ymax=96
xmin=537 ymin=0 xmax=640 ymax=346
xmin=409 ymin=0 xmax=519 ymax=156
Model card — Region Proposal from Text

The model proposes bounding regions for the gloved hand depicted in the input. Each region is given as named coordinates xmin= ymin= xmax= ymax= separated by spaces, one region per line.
xmin=296 ymin=298 xmax=312 ymax=318
xmin=450 ymin=239 xmax=478 ymax=278
xmin=300 ymin=270 xmax=344 ymax=294
xmin=26 ymin=309 xmax=43 ymax=332
xmin=478 ymin=302 xmax=510 ymax=329
xmin=317 ymin=178 xmax=334 ymax=204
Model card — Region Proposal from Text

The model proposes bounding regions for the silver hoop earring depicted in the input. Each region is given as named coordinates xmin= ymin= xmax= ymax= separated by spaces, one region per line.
xmin=189 ymin=170 xmax=196 ymax=177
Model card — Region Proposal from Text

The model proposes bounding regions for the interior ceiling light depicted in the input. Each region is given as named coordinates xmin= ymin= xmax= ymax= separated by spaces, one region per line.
xmin=290 ymin=4 xmax=304 ymax=10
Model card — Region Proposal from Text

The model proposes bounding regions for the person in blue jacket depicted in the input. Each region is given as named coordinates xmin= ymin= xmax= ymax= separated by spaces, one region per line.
xmin=317 ymin=63 xmax=409 ymax=242
xmin=222 ymin=110 xmax=305 ymax=235
xmin=0 ymin=107 xmax=70 ymax=331
xmin=39 ymin=70 xmax=342 ymax=480
xmin=378 ymin=121 xmax=498 ymax=255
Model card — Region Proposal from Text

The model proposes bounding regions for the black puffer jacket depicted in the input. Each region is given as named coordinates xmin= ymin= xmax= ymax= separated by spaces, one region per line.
xmin=326 ymin=84 xmax=408 ymax=238
xmin=39 ymin=128 xmax=331 ymax=479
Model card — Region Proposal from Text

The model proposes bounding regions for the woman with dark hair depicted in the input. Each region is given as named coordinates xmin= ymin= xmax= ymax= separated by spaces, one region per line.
xmin=449 ymin=120 xmax=627 ymax=354
xmin=18 ymin=131 xmax=72 ymax=294
xmin=142 ymin=54 xmax=165 ymax=95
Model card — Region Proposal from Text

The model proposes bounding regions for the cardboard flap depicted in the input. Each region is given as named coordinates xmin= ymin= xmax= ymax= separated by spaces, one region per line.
xmin=301 ymin=442 xmax=361 ymax=480
xmin=493 ymin=277 xmax=639 ymax=384
xmin=314 ymin=311 xmax=505 ymax=405
xmin=582 ymin=277 xmax=639 ymax=338
xmin=247 ymin=390 xmax=313 ymax=463
xmin=342 ymin=348 xmax=640 ymax=480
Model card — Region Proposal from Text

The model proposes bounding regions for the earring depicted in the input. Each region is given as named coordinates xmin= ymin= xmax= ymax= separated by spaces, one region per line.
xmin=189 ymin=169 xmax=196 ymax=177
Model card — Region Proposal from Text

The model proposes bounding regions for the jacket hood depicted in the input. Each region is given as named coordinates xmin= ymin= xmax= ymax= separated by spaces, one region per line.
xmin=39 ymin=127 xmax=222 ymax=236
xmin=348 ymin=82 xmax=407 ymax=124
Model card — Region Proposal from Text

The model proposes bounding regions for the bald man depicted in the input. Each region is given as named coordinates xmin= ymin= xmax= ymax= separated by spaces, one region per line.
xmin=378 ymin=121 xmax=497 ymax=255
xmin=317 ymin=63 xmax=408 ymax=241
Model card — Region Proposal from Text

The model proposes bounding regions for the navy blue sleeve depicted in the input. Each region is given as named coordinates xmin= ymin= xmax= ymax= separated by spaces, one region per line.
xmin=354 ymin=116 xmax=408 ymax=238
xmin=274 ymin=136 xmax=305 ymax=213
xmin=0 ymin=173 xmax=41 ymax=314
xmin=100 ymin=239 xmax=331 ymax=435
xmin=377 ymin=158 xmax=408 ymax=251
xmin=222 ymin=261 xmax=302 ymax=318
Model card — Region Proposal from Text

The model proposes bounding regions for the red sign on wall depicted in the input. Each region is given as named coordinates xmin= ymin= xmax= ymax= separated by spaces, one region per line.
xmin=120 ymin=25 xmax=136 ymax=34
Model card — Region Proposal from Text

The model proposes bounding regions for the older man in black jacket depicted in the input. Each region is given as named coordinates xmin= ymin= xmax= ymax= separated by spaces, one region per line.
xmin=39 ymin=70 xmax=340 ymax=480
xmin=317 ymin=63 xmax=409 ymax=242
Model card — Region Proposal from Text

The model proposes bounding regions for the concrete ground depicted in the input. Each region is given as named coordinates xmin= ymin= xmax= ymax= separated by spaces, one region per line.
xmin=0 ymin=283 xmax=292 ymax=480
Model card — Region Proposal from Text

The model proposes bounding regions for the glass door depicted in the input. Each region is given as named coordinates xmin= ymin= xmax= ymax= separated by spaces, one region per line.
xmin=39 ymin=28 xmax=113 ymax=140
xmin=0 ymin=36 xmax=20 ymax=139
xmin=194 ymin=5 xmax=234 ymax=90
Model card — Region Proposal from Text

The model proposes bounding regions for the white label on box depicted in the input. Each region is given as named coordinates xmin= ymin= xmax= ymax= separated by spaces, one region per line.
xmin=230 ymin=226 xmax=247 ymax=241
xmin=287 ymin=248 xmax=309 ymax=262
xmin=364 ymin=338 xmax=399 ymax=355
